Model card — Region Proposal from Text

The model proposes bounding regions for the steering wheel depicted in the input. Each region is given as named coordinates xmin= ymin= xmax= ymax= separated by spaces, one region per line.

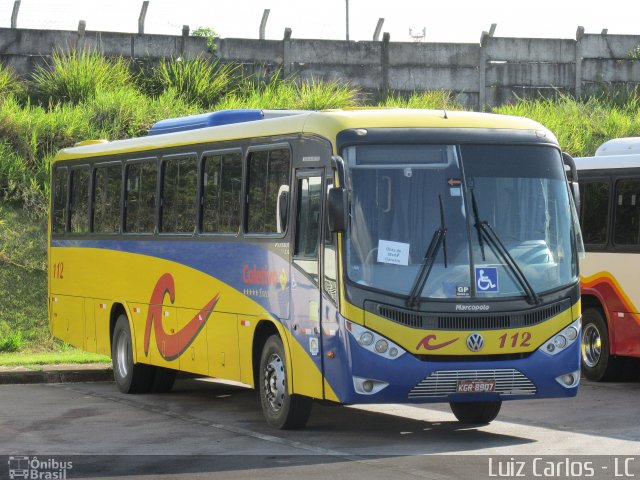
xmin=363 ymin=247 xmax=378 ymax=267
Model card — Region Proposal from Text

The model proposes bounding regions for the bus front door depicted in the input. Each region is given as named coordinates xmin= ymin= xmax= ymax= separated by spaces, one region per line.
xmin=291 ymin=170 xmax=326 ymax=399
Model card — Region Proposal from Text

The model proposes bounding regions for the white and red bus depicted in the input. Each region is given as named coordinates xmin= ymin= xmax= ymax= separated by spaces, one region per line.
xmin=575 ymin=138 xmax=640 ymax=380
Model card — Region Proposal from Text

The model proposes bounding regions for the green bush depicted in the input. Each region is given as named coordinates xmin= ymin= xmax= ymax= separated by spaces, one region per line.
xmin=216 ymin=72 xmax=297 ymax=110
xmin=0 ymin=322 xmax=24 ymax=353
xmin=31 ymin=49 xmax=132 ymax=105
xmin=217 ymin=73 xmax=359 ymax=111
xmin=380 ymin=90 xmax=463 ymax=110
xmin=0 ymin=64 xmax=25 ymax=101
xmin=0 ymin=331 xmax=23 ymax=353
xmin=154 ymin=56 xmax=237 ymax=108
xmin=192 ymin=27 xmax=219 ymax=53
xmin=0 ymin=97 xmax=93 ymax=207
xmin=296 ymin=78 xmax=359 ymax=110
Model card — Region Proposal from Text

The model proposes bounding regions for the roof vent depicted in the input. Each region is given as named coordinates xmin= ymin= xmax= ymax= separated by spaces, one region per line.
xmin=148 ymin=109 xmax=309 ymax=136
xmin=148 ymin=109 xmax=264 ymax=135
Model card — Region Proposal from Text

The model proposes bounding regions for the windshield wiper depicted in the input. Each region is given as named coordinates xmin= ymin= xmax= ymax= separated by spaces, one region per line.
xmin=406 ymin=195 xmax=447 ymax=309
xmin=470 ymin=187 xmax=486 ymax=261
xmin=469 ymin=188 xmax=540 ymax=305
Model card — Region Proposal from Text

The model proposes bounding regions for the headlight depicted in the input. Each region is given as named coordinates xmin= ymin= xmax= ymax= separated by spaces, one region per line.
xmin=346 ymin=321 xmax=406 ymax=360
xmin=358 ymin=332 xmax=374 ymax=346
xmin=375 ymin=339 xmax=389 ymax=353
xmin=540 ymin=318 xmax=581 ymax=356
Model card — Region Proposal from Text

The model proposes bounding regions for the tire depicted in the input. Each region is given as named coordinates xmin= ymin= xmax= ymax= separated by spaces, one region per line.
xmin=581 ymin=307 xmax=621 ymax=381
xmin=258 ymin=335 xmax=312 ymax=429
xmin=111 ymin=314 xmax=154 ymax=394
xmin=149 ymin=367 xmax=177 ymax=393
xmin=449 ymin=401 xmax=502 ymax=424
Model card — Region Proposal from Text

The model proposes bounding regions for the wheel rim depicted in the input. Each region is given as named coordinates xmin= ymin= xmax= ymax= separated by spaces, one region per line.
xmin=263 ymin=353 xmax=286 ymax=412
xmin=582 ymin=323 xmax=602 ymax=368
xmin=115 ymin=330 xmax=131 ymax=379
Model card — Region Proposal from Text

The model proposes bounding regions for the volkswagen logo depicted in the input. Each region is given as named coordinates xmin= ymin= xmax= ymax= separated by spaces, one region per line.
xmin=466 ymin=332 xmax=484 ymax=352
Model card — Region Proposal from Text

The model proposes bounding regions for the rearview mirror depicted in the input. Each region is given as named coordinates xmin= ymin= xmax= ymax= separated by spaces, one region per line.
xmin=276 ymin=185 xmax=289 ymax=233
xmin=327 ymin=187 xmax=347 ymax=232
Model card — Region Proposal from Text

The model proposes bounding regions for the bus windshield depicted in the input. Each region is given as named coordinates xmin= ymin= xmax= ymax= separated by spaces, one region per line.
xmin=345 ymin=144 xmax=578 ymax=301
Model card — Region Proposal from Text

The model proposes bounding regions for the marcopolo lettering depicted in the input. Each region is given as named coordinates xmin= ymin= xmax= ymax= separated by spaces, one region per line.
xmin=455 ymin=304 xmax=490 ymax=312
xmin=243 ymin=264 xmax=279 ymax=286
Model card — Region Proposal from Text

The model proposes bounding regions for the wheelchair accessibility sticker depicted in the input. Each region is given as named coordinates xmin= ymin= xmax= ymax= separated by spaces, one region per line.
xmin=475 ymin=267 xmax=499 ymax=293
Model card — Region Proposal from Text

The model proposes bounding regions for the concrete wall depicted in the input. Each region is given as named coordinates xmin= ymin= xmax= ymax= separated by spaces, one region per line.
xmin=1 ymin=26 xmax=640 ymax=110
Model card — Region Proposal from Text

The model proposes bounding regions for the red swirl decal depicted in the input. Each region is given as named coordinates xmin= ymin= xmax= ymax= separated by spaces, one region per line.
xmin=143 ymin=273 xmax=220 ymax=361
xmin=416 ymin=334 xmax=459 ymax=351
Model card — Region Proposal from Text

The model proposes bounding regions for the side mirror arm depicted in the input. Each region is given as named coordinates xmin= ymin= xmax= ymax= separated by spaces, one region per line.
xmin=562 ymin=152 xmax=581 ymax=213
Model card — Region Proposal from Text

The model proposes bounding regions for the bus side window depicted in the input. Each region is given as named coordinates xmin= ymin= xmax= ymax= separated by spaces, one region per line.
xmin=294 ymin=176 xmax=322 ymax=282
xmin=93 ymin=164 xmax=122 ymax=234
xmin=161 ymin=155 xmax=197 ymax=233
xmin=613 ymin=178 xmax=640 ymax=246
xmin=125 ymin=160 xmax=157 ymax=234
xmin=580 ymin=180 xmax=609 ymax=246
xmin=70 ymin=165 xmax=90 ymax=234
xmin=246 ymin=147 xmax=291 ymax=234
xmin=52 ymin=167 xmax=68 ymax=235
xmin=202 ymin=151 xmax=242 ymax=233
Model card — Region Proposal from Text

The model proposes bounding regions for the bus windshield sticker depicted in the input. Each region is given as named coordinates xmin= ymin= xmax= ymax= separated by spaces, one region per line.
xmin=309 ymin=337 xmax=319 ymax=356
xmin=475 ymin=267 xmax=499 ymax=293
xmin=449 ymin=187 xmax=461 ymax=197
xmin=377 ymin=240 xmax=410 ymax=266
xmin=456 ymin=285 xmax=470 ymax=297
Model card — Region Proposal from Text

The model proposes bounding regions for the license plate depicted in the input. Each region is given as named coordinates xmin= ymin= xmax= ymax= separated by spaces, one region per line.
xmin=456 ymin=379 xmax=496 ymax=393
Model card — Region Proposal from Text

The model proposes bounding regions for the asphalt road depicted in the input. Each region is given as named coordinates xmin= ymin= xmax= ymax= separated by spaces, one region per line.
xmin=1 ymin=378 xmax=639 ymax=479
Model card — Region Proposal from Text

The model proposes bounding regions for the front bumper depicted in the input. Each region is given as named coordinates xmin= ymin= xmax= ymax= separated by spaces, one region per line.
xmin=335 ymin=328 xmax=581 ymax=404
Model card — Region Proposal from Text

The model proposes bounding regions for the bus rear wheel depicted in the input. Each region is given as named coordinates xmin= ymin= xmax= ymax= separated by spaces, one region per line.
xmin=112 ymin=315 xmax=154 ymax=394
xmin=581 ymin=307 xmax=620 ymax=381
xmin=449 ymin=401 xmax=502 ymax=424
xmin=258 ymin=335 xmax=312 ymax=429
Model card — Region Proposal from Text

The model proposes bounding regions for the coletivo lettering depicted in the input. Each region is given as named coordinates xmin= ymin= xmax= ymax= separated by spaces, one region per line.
xmin=243 ymin=264 xmax=279 ymax=286
xmin=455 ymin=304 xmax=490 ymax=312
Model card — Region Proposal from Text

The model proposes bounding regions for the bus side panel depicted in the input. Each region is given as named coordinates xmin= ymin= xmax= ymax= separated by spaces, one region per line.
xmin=49 ymin=243 xmax=330 ymax=391
xmin=94 ymin=300 xmax=111 ymax=356
xmin=149 ymin=304 xmax=179 ymax=370
xmin=50 ymin=294 xmax=84 ymax=350
xmin=84 ymin=299 xmax=96 ymax=352
xmin=206 ymin=311 xmax=240 ymax=380
xmin=287 ymin=329 xmax=326 ymax=399
xmin=177 ymin=307 xmax=209 ymax=377
xmin=581 ymin=252 xmax=640 ymax=358
xmin=238 ymin=315 xmax=257 ymax=386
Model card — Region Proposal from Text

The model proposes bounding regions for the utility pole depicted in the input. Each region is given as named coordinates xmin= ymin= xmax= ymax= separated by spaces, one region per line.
xmin=11 ymin=1 xmax=20 ymax=28
xmin=345 ymin=0 xmax=350 ymax=41
xmin=259 ymin=9 xmax=270 ymax=40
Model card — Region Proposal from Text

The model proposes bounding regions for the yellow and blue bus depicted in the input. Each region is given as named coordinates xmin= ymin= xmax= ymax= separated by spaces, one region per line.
xmin=49 ymin=108 xmax=583 ymax=428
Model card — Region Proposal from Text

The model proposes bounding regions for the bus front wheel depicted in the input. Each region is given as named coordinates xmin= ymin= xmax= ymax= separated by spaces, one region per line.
xmin=112 ymin=315 xmax=154 ymax=394
xmin=581 ymin=307 xmax=620 ymax=381
xmin=258 ymin=335 xmax=312 ymax=429
xmin=449 ymin=401 xmax=502 ymax=424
